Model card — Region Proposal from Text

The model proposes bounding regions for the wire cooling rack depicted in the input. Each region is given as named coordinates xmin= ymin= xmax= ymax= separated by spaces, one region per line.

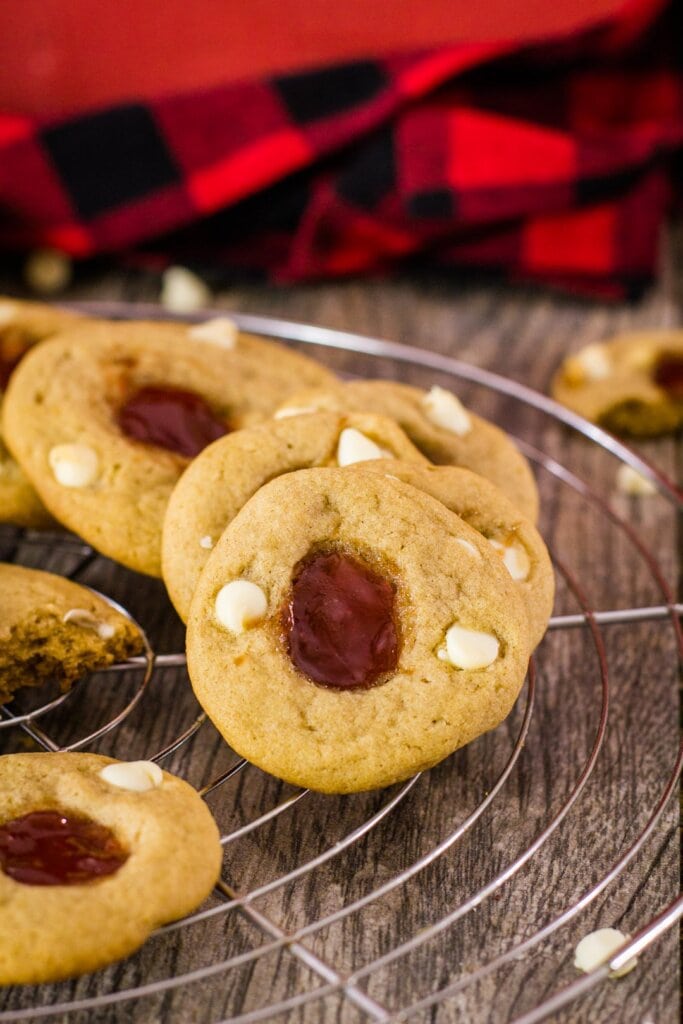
xmin=0 ymin=307 xmax=681 ymax=1023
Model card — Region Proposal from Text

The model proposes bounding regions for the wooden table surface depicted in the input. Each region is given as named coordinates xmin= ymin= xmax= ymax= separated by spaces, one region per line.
xmin=0 ymin=262 xmax=679 ymax=1024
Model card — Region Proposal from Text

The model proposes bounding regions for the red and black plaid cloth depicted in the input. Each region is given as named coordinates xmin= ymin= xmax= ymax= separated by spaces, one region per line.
xmin=0 ymin=0 xmax=681 ymax=297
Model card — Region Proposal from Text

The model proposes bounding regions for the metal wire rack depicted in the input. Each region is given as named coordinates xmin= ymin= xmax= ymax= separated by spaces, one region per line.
xmin=0 ymin=308 xmax=681 ymax=1023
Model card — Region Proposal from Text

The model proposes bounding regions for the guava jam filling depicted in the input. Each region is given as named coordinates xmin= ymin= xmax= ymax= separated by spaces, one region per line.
xmin=0 ymin=810 xmax=128 ymax=886
xmin=283 ymin=550 xmax=399 ymax=690
xmin=117 ymin=386 xmax=228 ymax=457
xmin=653 ymin=354 xmax=683 ymax=401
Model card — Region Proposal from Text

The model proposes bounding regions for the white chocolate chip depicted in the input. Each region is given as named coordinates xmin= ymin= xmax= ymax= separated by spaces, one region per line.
xmin=23 ymin=249 xmax=73 ymax=295
xmin=489 ymin=539 xmax=531 ymax=581
xmin=422 ymin=386 xmax=472 ymax=436
xmin=99 ymin=761 xmax=163 ymax=793
xmin=441 ymin=623 xmax=499 ymax=669
xmin=0 ymin=301 xmax=17 ymax=326
xmin=199 ymin=535 xmax=214 ymax=549
xmin=336 ymin=427 xmax=390 ymax=466
xmin=574 ymin=928 xmax=637 ymax=978
xmin=160 ymin=265 xmax=211 ymax=313
xmin=188 ymin=317 xmax=238 ymax=349
xmin=616 ymin=464 xmax=657 ymax=496
xmin=455 ymin=538 xmax=480 ymax=558
xmin=48 ymin=443 xmax=99 ymax=488
xmin=215 ymin=580 xmax=267 ymax=633
xmin=575 ymin=343 xmax=611 ymax=381
xmin=273 ymin=405 xmax=317 ymax=420
xmin=63 ymin=608 xmax=115 ymax=640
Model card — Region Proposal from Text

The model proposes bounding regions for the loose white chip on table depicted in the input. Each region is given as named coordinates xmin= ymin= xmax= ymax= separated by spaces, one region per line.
xmin=160 ymin=266 xmax=212 ymax=313
xmin=573 ymin=928 xmax=637 ymax=977
xmin=616 ymin=464 xmax=657 ymax=496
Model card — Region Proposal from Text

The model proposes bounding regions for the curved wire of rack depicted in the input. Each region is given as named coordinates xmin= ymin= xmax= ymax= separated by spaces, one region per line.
xmin=0 ymin=309 xmax=680 ymax=1023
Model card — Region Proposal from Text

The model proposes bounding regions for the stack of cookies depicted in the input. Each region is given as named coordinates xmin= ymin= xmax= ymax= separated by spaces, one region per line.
xmin=1 ymin=298 xmax=554 ymax=797
xmin=0 ymin=297 xmax=556 ymax=983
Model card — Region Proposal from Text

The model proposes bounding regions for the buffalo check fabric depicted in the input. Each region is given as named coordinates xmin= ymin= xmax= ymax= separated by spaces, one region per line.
xmin=0 ymin=0 xmax=681 ymax=296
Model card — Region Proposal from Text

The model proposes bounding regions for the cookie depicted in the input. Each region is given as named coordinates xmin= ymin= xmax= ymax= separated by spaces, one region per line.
xmin=162 ymin=410 xmax=428 ymax=622
xmin=354 ymin=462 xmax=554 ymax=649
xmin=186 ymin=467 xmax=531 ymax=793
xmin=0 ymin=751 xmax=222 ymax=984
xmin=551 ymin=331 xmax=683 ymax=436
xmin=275 ymin=379 xmax=539 ymax=522
xmin=0 ymin=564 xmax=143 ymax=705
xmin=0 ymin=297 xmax=84 ymax=529
xmin=1 ymin=318 xmax=337 ymax=575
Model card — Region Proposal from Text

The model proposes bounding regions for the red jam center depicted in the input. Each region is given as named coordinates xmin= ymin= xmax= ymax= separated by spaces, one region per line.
xmin=117 ymin=386 xmax=229 ymax=457
xmin=0 ymin=810 xmax=128 ymax=886
xmin=283 ymin=550 xmax=399 ymax=690
xmin=653 ymin=354 xmax=683 ymax=400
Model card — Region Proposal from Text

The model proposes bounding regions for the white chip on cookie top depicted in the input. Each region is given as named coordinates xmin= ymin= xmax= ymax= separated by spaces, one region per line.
xmin=422 ymin=386 xmax=472 ymax=436
xmin=199 ymin=535 xmax=214 ymax=549
xmin=574 ymin=928 xmax=637 ymax=977
xmin=455 ymin=538 xmax=480 ymax=558
xmin=188 ymin=317 xmax=238 ymax=349
xmin=336 ymin=428 xmax=390 ymax=466
xmin=273 ymin=405 xmax=317 ymax=420
xmin=48 ymin=443 xmax=99 ymax=488
xmin=99 ymin=760 xmax=164 ymax=793
xmin=215 ymin=580 xmax=268 ymax=633
xmin=572 ymin=343 xmax=612 ymax=382
xmin=489 ymin=538 xmax=531 ymax=581
xmin=439 ymin=623 xmax=499 ymax=669
xmin=63 ymin=608 xmax=116 ymax=640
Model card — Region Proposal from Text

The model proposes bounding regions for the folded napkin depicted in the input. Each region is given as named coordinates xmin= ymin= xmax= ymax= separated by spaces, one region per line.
xmin=0 ymin=0 xmax=680 ymax=296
